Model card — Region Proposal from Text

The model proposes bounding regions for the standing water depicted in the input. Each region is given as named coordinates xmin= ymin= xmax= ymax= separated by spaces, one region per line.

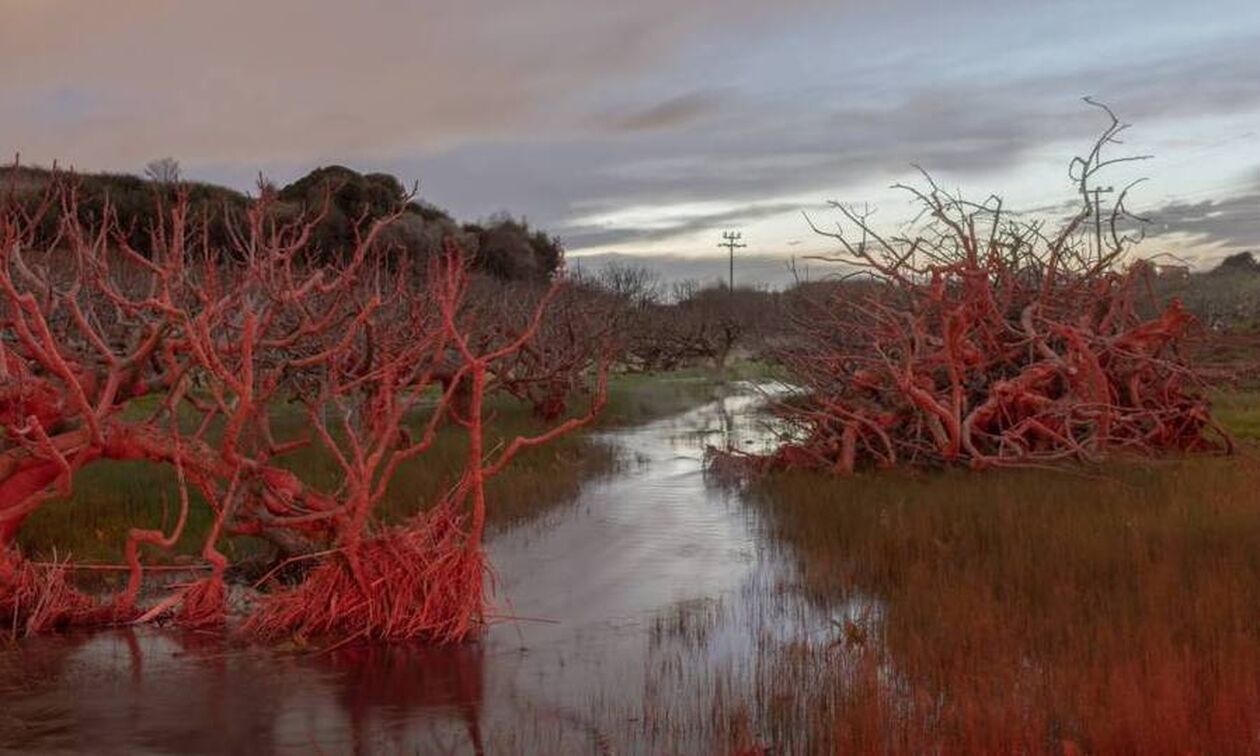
xmin=0 ymin=385 xmax=867 ymax=753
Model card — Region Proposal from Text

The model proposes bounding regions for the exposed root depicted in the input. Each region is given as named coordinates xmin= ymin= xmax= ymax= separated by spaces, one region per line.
xmin=245 ymin=507 xmax=486 ymax=645
xmin=177 ymin=577 xmax=228 ymax=628
xmin=0 ymin=553 xmax=99 ymax=637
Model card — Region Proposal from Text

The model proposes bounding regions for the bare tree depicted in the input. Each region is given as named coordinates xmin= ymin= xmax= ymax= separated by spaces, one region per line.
xmin=735 ymin=102 xmax=1232 ymax=474
xmin=0 ymin=172 xmax=608 ymax=640
xmin=596 ymin=262 xmax=661 ymax=308
xmin=143 ymin=157 xmax=181 ymax=184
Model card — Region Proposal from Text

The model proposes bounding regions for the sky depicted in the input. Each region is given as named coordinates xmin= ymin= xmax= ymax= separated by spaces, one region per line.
xmin=4 ymin=0 xmax=1260 ymax=287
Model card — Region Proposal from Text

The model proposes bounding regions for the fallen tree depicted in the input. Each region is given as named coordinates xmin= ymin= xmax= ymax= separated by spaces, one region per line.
xmin=1 ymin=170 xmax=607 ymax=640
xmin=744 ymin=101 xmax=1233 ymax=474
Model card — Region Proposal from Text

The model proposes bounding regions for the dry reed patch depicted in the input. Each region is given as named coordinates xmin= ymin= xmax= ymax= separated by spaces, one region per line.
xmin=752 ymin=456 xmax=1260 ymax=752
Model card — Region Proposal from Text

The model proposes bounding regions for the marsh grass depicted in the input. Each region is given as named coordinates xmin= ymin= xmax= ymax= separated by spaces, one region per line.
xmin=750 ymin=442 xmax=1260 ymax=751
xmin=17 ymin=370 xmax=720 ymax=565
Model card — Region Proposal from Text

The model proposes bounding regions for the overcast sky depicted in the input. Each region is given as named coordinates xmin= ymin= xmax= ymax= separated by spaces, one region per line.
xmin=5 ymin=0 xmax=1259 ymax=285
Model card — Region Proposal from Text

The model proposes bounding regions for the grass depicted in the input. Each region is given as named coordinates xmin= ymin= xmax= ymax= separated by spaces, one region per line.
xmin=16 ymin=369 xmax=723 ymax=565
xmin=744 ymin=391 xmax=1260 ymax=752
xmin=1214 ymin=389 xmax=1260 ymax=441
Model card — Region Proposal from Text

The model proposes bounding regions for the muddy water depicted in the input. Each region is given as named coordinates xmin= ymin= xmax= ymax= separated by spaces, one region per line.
xmin=0 ymin=386 xmax=860 ymax=754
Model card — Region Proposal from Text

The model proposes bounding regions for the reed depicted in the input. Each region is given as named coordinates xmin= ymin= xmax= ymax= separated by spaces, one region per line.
xmin=750 ymin=440 xmax=1260 ymax=751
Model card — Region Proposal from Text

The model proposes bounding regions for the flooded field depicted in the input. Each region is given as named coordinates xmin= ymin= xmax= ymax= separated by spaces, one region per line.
xmin=0 ymin=386 xmax=845 ymax=753
xmin=5 ymin=383 xmax=1260 ymax=754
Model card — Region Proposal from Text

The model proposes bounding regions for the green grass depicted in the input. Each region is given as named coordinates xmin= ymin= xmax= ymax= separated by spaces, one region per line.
xmin=1214 ymin=389 xmax=1260 ymax=441
xmin=597 ymin=367 xmax=724 ymax=425
xmin=17 ymin=369 xmax=726 ymax=564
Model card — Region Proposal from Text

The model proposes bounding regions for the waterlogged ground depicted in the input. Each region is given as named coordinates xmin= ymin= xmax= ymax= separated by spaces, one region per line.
xmin=0 ymin=385 xmax=859 ymax=753
xmin=7 ymin=383 xmax=1260 ymax=753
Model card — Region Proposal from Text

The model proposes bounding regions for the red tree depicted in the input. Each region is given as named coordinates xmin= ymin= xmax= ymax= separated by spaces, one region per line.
xmin=1 ymin=170 xmax=606 ymax=640
xmin=746 ymin=102 xmax=1233 ymax=473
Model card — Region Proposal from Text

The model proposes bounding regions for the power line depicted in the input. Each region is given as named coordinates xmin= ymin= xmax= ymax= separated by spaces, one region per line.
xmin=718 ymin=231 xmax=746 ymax=292
xmin=1087 ymin=185 xmax=1114 ymax=263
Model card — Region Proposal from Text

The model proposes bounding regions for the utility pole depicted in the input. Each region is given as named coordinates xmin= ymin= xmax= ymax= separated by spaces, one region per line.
xmin=1088 ymin=185 xmax=1114 ymax=264
xmin=718 ymin=231 xmax=746 ymax=292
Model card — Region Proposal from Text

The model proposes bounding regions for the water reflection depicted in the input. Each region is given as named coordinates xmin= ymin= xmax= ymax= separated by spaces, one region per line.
xmin=1 ymin=383 xmax=869 ymax=753
xmin=323 ymin=643 xmax=486 ymax=754
xmin=0 ymin=629 xmax=488 ymax=754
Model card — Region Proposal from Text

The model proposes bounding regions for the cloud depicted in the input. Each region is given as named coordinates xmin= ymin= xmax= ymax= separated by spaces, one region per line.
xmin=562 ymin=200 xmax=811 ymax=249
xmin=0 ymin=0 xmax=831 ymax=168
xmin=6 ymin=0 xmax=1260 ymax=269
xmin=597 ymin=92 xmax=725 ymax=133
xmin=1144 ymin=187 xmax=1260 ymax=252
xmin=375 ymin=20 xmax=1260 ymax=252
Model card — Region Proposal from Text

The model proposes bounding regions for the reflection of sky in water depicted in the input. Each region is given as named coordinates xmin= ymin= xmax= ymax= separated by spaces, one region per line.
xmin=0 ymin=384 xmax=879 ymax=752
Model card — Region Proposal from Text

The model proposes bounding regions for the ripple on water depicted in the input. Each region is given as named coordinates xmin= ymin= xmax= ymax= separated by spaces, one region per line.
xmin=0 ymin=383 xmax=876 ymax=753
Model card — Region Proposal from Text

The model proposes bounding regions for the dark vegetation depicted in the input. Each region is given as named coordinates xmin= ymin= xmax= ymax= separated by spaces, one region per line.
xmin=587 ymin=262 xmax=777 ymax=374
xmin=1157 ymin=251 xmax=1260 ymax=332
xmin=1 ymin=162 xmax=563 ymax=282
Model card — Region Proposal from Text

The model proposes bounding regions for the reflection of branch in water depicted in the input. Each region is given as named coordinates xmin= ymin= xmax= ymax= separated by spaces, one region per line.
xmin=715 ymin=387 xmax=733 ymax=444
xmin=122 ymin=629 xmax=144 ymax=739
xmin=123 ymin=628 xmax=143 ymax=685
xmin=321 ymin=642 xmax=485 ymax=755
xmin=0 ymin=632 xmax=92 ymax=750
xmin=0 ymin=629 xmax=288 ymax=753
xmin=500 ymin=674 xmax=615 ymax=756
xmin=2 ymin=629 xmax=485 ymax=752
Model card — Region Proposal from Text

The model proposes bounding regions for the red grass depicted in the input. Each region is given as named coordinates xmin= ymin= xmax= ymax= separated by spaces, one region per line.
xmin=0 ymin=553 xmax=99 ymax=637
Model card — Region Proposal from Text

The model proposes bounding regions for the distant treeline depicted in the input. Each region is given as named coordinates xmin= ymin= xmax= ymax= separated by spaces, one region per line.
xmin=0 ymin=163 xmax=563 ymax=282
xmin=1154 ymin=251 xmax=1260 ymax=330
